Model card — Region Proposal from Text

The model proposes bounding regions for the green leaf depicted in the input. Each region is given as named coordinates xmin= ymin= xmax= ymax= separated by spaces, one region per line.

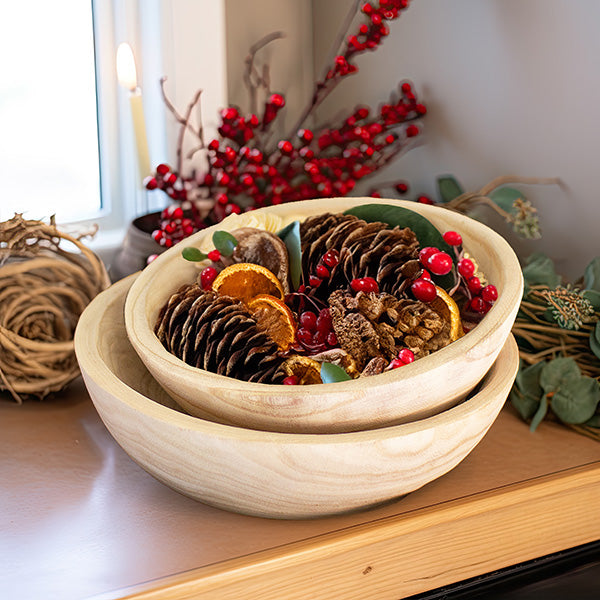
xmin=320 ymin=362 xmax=352 ymax=384
xmin=437 ymin=175 xmax=464 ymax=203
xmin=584 ymin=257 xmax=600 ymax=292
xmin=522 ymin=253 xmax=561 ymax=293
xmin=551 ymin=376 xmax=600 ymax=424
xmin=277 ymin=220 xmax=302 ymax=291
xmin=539 ymin=357 xmax=581 ymax=394
xmin=181 ymin=247 xmax=208 ymax=262
xmin=589 ymin=322 xmax=600 ymax=360
xmin=212 ymin=231 xmax=238 ymax=257
xmin=510 ymin=387 xmax=541 ymax=422
xmin=582 ymin=289 xmax=600 ymax=310
xmin=515 ymin=360 xmax=545 ymax=398
xmin=530 ymin=394 xmax=548 ymax=432
xmin=344 ymin=203 xmax=456 ymax=288
xmin=489 ymin=187 xmax=524 ymax=214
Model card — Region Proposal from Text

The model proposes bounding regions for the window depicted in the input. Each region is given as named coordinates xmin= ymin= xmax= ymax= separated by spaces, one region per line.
xmin=0 ymin=1 xmax=101 ymax=222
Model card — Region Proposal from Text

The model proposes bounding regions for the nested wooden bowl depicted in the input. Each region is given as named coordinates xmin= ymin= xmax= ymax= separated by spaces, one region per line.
xmin=124 ymin=197 xmax=523 ymax=434
xmin=75 ymin=275 xmax=519 ymax=519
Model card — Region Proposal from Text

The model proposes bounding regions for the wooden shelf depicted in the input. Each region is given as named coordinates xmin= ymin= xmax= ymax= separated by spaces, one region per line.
xmin=1 ymin=381 xmax=599 ymax=600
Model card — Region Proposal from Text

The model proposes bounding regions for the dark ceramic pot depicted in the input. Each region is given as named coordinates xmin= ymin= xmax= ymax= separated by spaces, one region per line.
xmin=110 ymin=212 xmax=165 ymax=282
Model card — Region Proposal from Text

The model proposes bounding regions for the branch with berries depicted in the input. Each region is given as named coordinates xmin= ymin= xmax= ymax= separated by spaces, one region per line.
xmin=146 ymin=0 xmax=426 ymax=250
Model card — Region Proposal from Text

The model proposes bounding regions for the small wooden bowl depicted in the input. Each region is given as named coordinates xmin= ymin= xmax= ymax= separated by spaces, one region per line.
xmin=124 ymin=197 xmax=523 ymax=433
xmin=75 ymin=275 xmax=519 ymax=519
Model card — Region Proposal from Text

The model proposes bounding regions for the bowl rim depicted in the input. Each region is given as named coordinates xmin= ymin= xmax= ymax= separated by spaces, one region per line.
xmin=76 ymin=274 xmax=520 ymax=445
xmin=123 ymin=197 xmax=524 ymax=394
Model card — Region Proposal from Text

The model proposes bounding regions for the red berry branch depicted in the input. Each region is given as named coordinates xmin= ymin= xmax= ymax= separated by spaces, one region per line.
xmin=146 ymin=0 xmax=426 ymax=249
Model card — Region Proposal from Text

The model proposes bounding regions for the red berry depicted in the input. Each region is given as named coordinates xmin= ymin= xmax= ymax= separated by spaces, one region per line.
xmin=207 ymin=249 xmax=221 ymax=262
xmin=278 ymin=140 xmax=293 ymax=154
xmin=419 ymin=246 xmax=439 ymax=265
xmin=419 ymin=269 xmax=432 ymax=281
xmin=427 ymin=252 xmax=453 ymax=276
xmin=417 ymin=195 xmax=434 ymax=205
xmin=389 ymin=358 xmax=406 ymax=369
xmin=299 ymin=311 xmax=317 ymax=331
xmin=470 ymin=297 xmax=492 ymax=314
xmin=351 ymin=277 xmax=378 ymax=293
xmin=156 ymin=163 xmax=170 ymax=176
xmin=200 ymin=266 xmax=218 ymax=290
xmin=171 ymin=206 xmax=184 ymax=219
xmin=395 ymin=182 xmax=409 ymax=194
xmin=316 ymin=264 xmax=330 ymax=279
xmin=165 ymin=172 xmax=177 ymax=185
xmin=297 ymin=328 xmax=313 ymax=345
xmin=152 ymin=229 xmax=163 ymax=242
xmin=326 ymin=332 xmax=338 ymax=346
xmin=297 ymin=128 xmax=314 ymax=142
xmin=144 ymin=176 xmax=158 ymax=190
xmin=458 ymin=258 xmax=475 ymax=279
xmin=316 ymin=311 xmax=333 ymax=333
xmin=313 ymin=330 xmax=327 ymax=345
xmin=443 ymin=231 xmax=462 ymax=246
xmin=481 ymin=284 xmax=498 ymax=303
xmin=322 ymin=249 xmax=340 ymax=268
xmin=269 ymin=93 xmax=285 ymax=107
xmin=397 ymin=348 xmax=415 ymax=364
xmin=216 ymin=193 xmax=229 ymax=205
xmin=283 ymin=376 xmax=299 ymax=385
xmin=467 ymin=276 xmax=482 ymax=295
xmin=411 ymin=279 xmax=437 ymax=303
xmin=406 ymin=124 xmax=419 ymax=137
xmin=308 ymin=275 xmax=322 ymax=288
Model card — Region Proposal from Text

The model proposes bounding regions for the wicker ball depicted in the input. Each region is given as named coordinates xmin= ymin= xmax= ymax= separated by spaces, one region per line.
xmin=0 ymin=214 xmax=110 ymax=402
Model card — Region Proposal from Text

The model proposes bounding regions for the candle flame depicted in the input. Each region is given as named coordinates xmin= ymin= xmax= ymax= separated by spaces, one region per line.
xmin=116 ymin=43 xmax=138 ymax=91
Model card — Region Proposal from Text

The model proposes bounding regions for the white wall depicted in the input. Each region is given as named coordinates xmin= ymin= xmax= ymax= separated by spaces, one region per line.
xmin=310 ymin=0 xmax=600 ymax=279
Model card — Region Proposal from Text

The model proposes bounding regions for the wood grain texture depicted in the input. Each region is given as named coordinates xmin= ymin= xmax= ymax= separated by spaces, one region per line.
xmin=124 ymin=197 xmax=524 ymax=433
xmin=75 ymin=275 xmax=519 ymax=519
xmin=90 ymin=464 xmax=600 ymax=600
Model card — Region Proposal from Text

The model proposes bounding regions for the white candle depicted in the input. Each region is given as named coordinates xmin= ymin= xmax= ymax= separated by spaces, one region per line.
xmin=116 ymin=43 xmax=151 ymax=179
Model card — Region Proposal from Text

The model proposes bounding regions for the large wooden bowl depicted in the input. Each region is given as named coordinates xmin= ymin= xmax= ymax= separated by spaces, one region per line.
xmin=124 ymin=197 xmax=523 ymax=433
xmin=75 ymin=275 xmax=519 ymax=519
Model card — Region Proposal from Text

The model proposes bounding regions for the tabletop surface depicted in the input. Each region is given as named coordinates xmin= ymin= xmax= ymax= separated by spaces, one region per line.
xmin=2 ymin=381 xmax=599 ymax=600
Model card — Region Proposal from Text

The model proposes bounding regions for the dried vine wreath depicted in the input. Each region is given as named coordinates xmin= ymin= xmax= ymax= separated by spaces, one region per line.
xmin=0 ymin=214 xmax=110 ymax=403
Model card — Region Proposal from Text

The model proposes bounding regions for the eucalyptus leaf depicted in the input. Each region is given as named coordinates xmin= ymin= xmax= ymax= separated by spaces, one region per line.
xmin=589 ymin=322 xmax=600 ymax=360
xmin=489 ymin=187 xmax=524 ymax=214
xmin=582 ymin=289 xmax=600 ymax=310
xmin=437 ymin=175 xmax=464 ymax=203
xmin=320 ymin=362 xmax=352 ymax=384
xmin=530 ymin=394 xmax=548 ymax=432
xmin=510 ymin=387 xmax=541 ymax=422
xmin=515 ymin=360 xmax=545 ymax=399
xmin=212 ymin=231 xmax=238 ymax=257
xmin=181 ymin=246 xmax=208 ymax=262
xmin=345 ymin=203 xmax=456 ymax=288
xmin=583 ymin=256 xmax=600 ymax=291
xmin=522 ymin=253 xmax=561 ymax=294
xmin=539 ymin=357 xmax=581 ymax=394
xmin=551 ymin=376 xmax=600 ymax=424
xmin=277 ymin=220 xmax=302 ymax=291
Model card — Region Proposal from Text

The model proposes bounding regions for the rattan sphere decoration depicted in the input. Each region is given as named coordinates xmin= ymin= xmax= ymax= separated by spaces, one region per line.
xmin=0 ymin=214 xmax=110 ymax=403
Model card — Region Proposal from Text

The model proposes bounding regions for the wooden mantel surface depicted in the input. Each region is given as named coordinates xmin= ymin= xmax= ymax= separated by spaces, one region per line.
xmin=1 ymin=380 xmax=599 ymax=600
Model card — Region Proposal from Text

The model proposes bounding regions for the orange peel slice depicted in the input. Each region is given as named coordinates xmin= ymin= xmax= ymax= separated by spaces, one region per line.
xmin=248 ymin=294 xmax=297 ymax=351
xmin=432 ymin=286 xmax=464 ymax=341
xmin=279 ymin=355 xmax=323 ymax=385
xmin=211 ymin=263 xmax=284 ymax=305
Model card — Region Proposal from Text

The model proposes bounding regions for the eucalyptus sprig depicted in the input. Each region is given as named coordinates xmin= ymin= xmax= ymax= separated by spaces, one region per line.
xmin=510 ymin=253 xmax=600 ymax=440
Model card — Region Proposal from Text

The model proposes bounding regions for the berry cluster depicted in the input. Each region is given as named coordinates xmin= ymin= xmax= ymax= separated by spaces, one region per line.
xmin=151 ymin=204 xmax=199 ymax=248
xmin=388 ymin=347 xmax=415 ymax=369
xmin=146 ymin=1 xmax=425 ymax=248
xmin=296 ymin=308 xmax=338 ymax=353
xmin=409 ymin=229 xmax=499 ymax=319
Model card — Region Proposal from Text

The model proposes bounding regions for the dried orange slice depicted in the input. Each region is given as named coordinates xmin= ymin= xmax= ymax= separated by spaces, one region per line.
xmin=432 ymin=286 xmax=464 ymax=341
xmin=212 ymin=263 xmax=284 ymax=304
xmin=248 ymin=294 xmax=297 ymax=351
xmin=279 ymin=355 xmax=322 ymax=385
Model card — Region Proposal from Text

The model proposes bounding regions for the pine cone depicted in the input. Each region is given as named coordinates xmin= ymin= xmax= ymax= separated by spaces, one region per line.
xmin=328 ymin=289 xmax=452 ymax=369
xmin=155 ymin=285 xmax=286 ymax=383
xmin=300 ymin=212 xmax=421 ymax=298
